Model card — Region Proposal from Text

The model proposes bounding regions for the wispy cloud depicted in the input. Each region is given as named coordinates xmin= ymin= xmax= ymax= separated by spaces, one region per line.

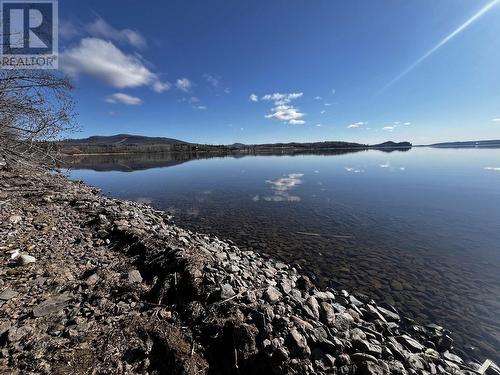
xmin=347 ymin=121 xmax=367 ymax=129
xmin=345 ymin=167 xmax=363 ymax=173
xmin=379 ymin=0 xmax=500 ymax=93
xmin=85 ymin=17 xmax=147 ymax=49
xmin=249 ymin=93 xmax=258 ymax=102
xmin=61 ymin=38 xmax=170 ymax=91
xmin=195 ymin=105 xmax=207 ymax=110
xmin=492 ymin=118 xmax=500 ymax=122
xmin=382 ymin=126 xmax=395 ymax=131
xmin=203 ymin=73 xmax=219 ymax=87
xmin=289 ymin=119 xmax=306 ymax=125
xmin=314 ymin=96 xmax=322 ymax=100
xmin=484 ymin=166 xmax=500 ymax=171
xmin=105 ymin=93 xmax=142 ymax=105
xmin=176 ymin=78 xmax=193 ymax=92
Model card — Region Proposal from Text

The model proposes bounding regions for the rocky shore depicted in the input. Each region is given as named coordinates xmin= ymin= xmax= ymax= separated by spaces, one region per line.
xmin=0 ymin=163 xmax=496 ymax=374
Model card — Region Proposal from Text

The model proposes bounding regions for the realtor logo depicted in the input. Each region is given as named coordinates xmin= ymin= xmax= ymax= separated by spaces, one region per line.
xmin=1 ymin=0 xmax=58 ymax=69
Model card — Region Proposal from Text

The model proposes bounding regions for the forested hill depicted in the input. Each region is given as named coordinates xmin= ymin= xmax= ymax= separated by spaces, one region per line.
xmin=58 ymin=134 xmax=412 ymax=155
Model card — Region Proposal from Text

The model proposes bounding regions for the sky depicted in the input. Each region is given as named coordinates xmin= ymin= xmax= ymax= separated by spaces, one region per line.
xmin=58 ymin=0 xmax=500 ymax=145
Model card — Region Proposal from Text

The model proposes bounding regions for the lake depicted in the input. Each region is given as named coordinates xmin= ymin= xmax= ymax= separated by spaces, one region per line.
xmin=66 ymin=147 xmax=500 ymax=362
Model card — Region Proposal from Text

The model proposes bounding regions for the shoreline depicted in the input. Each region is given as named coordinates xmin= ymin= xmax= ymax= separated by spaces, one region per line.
xmin=0 ymin=164 xmax=491 ymax=374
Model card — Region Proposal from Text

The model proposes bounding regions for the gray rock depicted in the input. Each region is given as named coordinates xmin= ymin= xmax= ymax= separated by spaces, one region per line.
xmin=0 ymin=289 xmax=18 ymax=301
xmin=85 ymin=273 xmax=99 ymax=286
xmin=306 ymin=296 xmax=320 ymax=319
xmin=443 ymin=351 xmax=463 ymax=364
xmin=351 ymin=352 xmax=379 ymax=363
xmin=376 ymin=306 xmax=400 ymax=322
xmin=127 ymin=270 xmax=142 ymax=283
xmin=287 ymin=328 xmax=311 ymax=358
xmin=358 ymin=361 xmax=388 ymax=375
xmin=33 ymin=294 xmax=72 ymax=317
xmin=319 ymin=302 xmax=336 ymax=326
xmin=17 ymin=254 xmax=36 ymax=266
xmin=220 ymin=284 xmax=236 ymax=300
xmin=387 ymin=360 xmax=408 ymax=375
xmin=396 ymin=334 xmax=424 ymax=353
xmin=354 ymin=339 xmax=382 ymax=357
xmin=264 ymin=286 xmax=282 ymax=304
xmin=8 ymin=215 xmax=22 ymax=224
xmin=406 ymin=354 xmax=425 ymax=370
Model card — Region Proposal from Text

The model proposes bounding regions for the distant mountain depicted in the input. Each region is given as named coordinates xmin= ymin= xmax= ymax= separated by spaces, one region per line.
xmin=371 ymin=141 xmax=412 ymax=148
xmin=428 ymin=140 xmax=500 ymax=148
xmin=62 ymin=134 xmax=188 ymax=146
xmin=58 ymin=134 xmax=413 ymax=155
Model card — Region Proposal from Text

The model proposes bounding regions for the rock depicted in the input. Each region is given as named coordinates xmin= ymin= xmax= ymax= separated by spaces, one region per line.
xmin=376 ymin=306 xmax=400 ymax=322
xmin=33 ymin=294 xmax=72 ymax=317
xmin=443 ymin=351 xmax=463 ymax=364
xmin=0 ymin=289 xmax=18 ymax=301
xmin=396 ymin=335 xmax=424 ymax=353
xmin=354 ymin=339 xmax=382 ymax=357
xmin=406 ymin=354 xmax=425 ymax=370
xmin=127 ymin=270 xmax=142 ymax=283
xmin=85 ymin=273 xmax=99 ymax=286
xmin=264 ymin=286 xmax=282 ymax=304
xmin=337 ymin=353 xmax=351 ymax=366
xmin=358 ymin=361 xmax=388 ymax=375
xmin=387 ymin=360 xmax=408 ymax=375
xmin=8 ymin=215 xmax=22 ymax=224
xmin=319 ymin=302 xmax=336 ymax=326
xmin=287 ymin=328 xmax=311 ymax=358
xmin=306 ymin=296 xmax=320 ymax=319
xmin=351 ymin=352 xmax=379 ymax=363
xmin=16 ymin=254 xmax=36 ymax=266
xmin=7 ymin=326 xmax=31 ymax=343
xmin=220 ymin=284 xmax=236 ymax=300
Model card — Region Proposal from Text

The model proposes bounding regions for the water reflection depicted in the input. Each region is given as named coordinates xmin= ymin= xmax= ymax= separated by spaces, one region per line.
xmin=260 ymin=173 xmax=304 ymax=202
xmin=66 ymin=148 xmax=500 ymax=363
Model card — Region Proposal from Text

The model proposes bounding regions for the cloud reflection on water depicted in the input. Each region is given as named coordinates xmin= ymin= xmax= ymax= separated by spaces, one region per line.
xmin=254 ymin=173 xmax=304 ymax=202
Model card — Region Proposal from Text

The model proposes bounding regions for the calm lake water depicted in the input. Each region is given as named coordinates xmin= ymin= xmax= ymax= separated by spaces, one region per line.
xmin=66 ymin=147 xmax=500 ymax=362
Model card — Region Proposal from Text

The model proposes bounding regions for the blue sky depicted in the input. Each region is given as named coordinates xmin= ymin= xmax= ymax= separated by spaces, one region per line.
xmin=59 ymin=0 xmax=500 ymax=144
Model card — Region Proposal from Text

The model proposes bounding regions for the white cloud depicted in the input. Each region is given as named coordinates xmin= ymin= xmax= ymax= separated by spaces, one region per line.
xmin=61 ymin=38 xmax=169 ymax=92
xmin=382 ymin=126 xmax=395 ymax=131
xmin=332 ymin=89 xmax=336 ymax=95
xmin=324 ymin=103 xmax=332 ymax=107
xmin=266 ymin=106 xmax=305 ymax=122
xmin=315 ymin=124 xmax=322 ymax=127
xmin=85 ymin=17 xmax=146 ymax=49
xmin=314 ymin=96 xmax=322 ymax=100
xmin=320 ymin=110 xmax=326 ymax=114
xmin=492 ymin=118 xmax=500 ymax=122
xmin=262 ymin=92 xmax=305 ymax=124
xmin=195 ymin=105 xmax=207 ymax=110
xmin=345 ymin=167 xmax=363 ymax=173
xmin=152 ymin=81 xmax=171 ymax=93
xmin=404 ymin=122 xmax=412 ymax=126
xmin=347 ymin=121 xmax=367 ymax=129
xmin=484 ymin=166 xmax=500 ymax=171
xmin=203 ymin=73 xmax=219 ymax=87
xmin=262 ymin=92 xmax=303 ymax=103
xmin=176 ymin=78 xmax=192 ymax=92
xmin=379 ymin=163 xmax=390 ymax=168
xmin=249 ymin=94 xmax=258 ymax=102
xmin=189 ymin=96 xmax=200 ymax=103
xmin=105 ymin=93 xmax=142 ymax=105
